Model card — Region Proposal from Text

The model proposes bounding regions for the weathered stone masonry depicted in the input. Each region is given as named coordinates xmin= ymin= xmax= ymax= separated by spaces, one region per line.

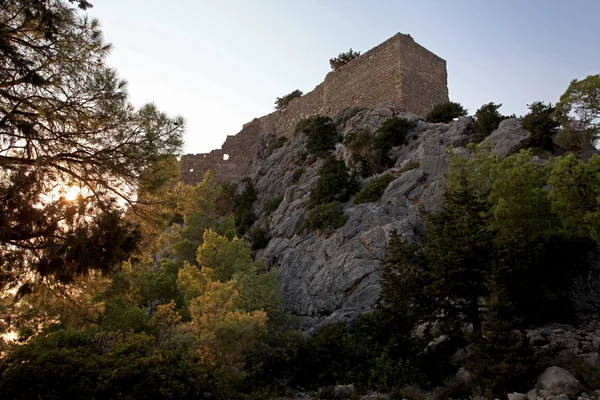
xmin=180 ymin=33 xmax=449 ymax=185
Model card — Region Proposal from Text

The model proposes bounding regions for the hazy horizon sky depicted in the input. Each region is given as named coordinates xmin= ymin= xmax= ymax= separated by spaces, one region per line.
xmin=87 ymin=0 xmax=600 ymax=154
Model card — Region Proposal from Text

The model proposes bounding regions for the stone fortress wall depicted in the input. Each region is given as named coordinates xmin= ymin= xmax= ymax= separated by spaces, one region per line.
xmin=180 ymin=33 xmax=449 ymax=185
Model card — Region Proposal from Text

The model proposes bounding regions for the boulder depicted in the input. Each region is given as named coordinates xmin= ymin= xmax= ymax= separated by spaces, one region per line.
xmin=508 ymin=393 xmax=528 ymax=400
xmin=331 ymin=384 xmax=357 ymax=399
xmin=483 ymin=118 xmax=531 ymax=157
xmin=455 ymin=367 xmax=474 ymax=385
xmin=536 ymin=366 xmax=583 ymax=396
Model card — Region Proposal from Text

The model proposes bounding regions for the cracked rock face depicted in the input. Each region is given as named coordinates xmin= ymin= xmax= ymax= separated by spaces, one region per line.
xmin=248 ymin=104 xmax=531 ymax=330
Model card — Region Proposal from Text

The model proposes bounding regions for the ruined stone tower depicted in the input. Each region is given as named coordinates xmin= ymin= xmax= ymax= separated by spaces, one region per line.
xmin=180 ymin=33 xmax=449 ymax=185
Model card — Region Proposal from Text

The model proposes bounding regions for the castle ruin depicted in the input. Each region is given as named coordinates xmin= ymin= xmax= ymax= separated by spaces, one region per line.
xmin=180 ymin=33 xmax=449 ymax=185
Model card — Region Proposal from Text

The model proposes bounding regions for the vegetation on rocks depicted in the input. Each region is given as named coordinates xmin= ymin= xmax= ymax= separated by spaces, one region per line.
xmin=345 ymin=117 xmax=416 ymax=177
xmin=2 ymin=3 xmax=600 ymax=399
xmin=473 ymin=102 xmax=511 ymax=142
xmin=330 ymin=48 xmax=361 ymax=71
xmin=296 ymin=201 xmax=348 ymax=234
xmin=308 ymin=156 xmax=358 ymax=208
xmin=354 ymin=174 xmax=396 ymax=204
xmin=234 ymin=178 xmax=258 ymax=235
xmin=297 ymin=116 xmax=339 ymax=157
xmin=275 ymin=89 xmax=303 ymax=112
xmin=426 ymin=101 xmax=468 ymax=123
xmin=522 ymin=101 xmax=560 ymax=150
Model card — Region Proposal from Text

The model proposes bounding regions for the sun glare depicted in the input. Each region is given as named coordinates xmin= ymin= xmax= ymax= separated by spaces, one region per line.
xmin=64 ymin=184 xmax=83 ymax=201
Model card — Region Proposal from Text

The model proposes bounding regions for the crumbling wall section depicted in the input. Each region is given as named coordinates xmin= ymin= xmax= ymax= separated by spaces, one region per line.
xmin=180 ymin=33 xmax=449 ymax=184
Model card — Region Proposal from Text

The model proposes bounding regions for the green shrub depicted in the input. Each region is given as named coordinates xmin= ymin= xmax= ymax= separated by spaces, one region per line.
xmin=308 ymin=157 xmax=358 ymax=208
xmin=292 ymin=168 xmax=305 ymax=183
xmin=426 ymin=102 xmax=468 ymax=123
xmin=296 ymin=201 xmax=348 ymax=234
xmin=266 ymin=136 xmax=288 ymax=156
xmin=398 ymin=159 xmax=420 ymax=173
xmin=344 ymin=119 xmax=416 ymax=177
xmin=522 ymin=102 xmax=559 ymax=151
xmin=275 ymin=89 xmax=302 ymax=112
xmin=234 ymin=178 xmax=258 ymax=235
xmin=373 ymin=117 xmax=416 ymax=168
xmin=296 ymin=116 xmax=338 ymax=157
xmin=329 ymin=48 xmax=361 ymax=71
xmin=250 ymin=227 xmax=269 ymax=250
xmin=354 ymin=174 xmax=395 ymax=204
xmin=473 ymin=102 xmax=510 ymax=142
xmin=344 ymin=130 xmax=372 ymax=152
xmin=264 ymin=195 xmax=283 ymax=214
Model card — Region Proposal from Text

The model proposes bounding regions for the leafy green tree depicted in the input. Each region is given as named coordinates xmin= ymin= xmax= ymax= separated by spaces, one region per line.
xmin=555 ymin=74 xmax=600 ymax=150
xmin=275 ymin=89 xmax=303 ymax=112
xmin=383 ymin=146 xmax=596 ymax=339
xmin=329 ymin=48 xmax=361 ymax=71
xmin=308 ymin=157 xmax=358 ymax=208
xmin=522 ymin=101 xmax=559 ymax=150
xmin=0 ymin=0 xmax=184 ymax=295
xmin=548 ymin=154 xmax=600 ymax=242
xmin=297 ymin=116 xmax=338 ymax=158
xmin=473 ymin=102 xmax=509 ymax=141
xmin=234 ymin=178 xmax=258 ymax=235
xmin=426 ymin=102 xmax=468 ymax=123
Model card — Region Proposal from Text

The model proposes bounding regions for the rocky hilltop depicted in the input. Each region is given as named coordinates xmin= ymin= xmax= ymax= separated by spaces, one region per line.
xmin=246 ymin=103 xmax=532 ymax=330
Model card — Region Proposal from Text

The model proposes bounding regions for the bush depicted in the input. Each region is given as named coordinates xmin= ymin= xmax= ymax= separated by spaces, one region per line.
xmin=398 ymin=159 xmax=420 ymax=173
xmin=296 ymin=116 xmax=338 ymax=157
xmin=522 ymin=102 xmax=559 ymax=151
xmin=426 ymin=102 xmax=468 ymax=123
xmin=250 ymin=227 xmax=269 ymax=250
xmin=296 ymin=201 xmax=348 ymax=234
xmin=264 ymin=195 xmax=283 ymax=214
xmin=329 ymin=48 xmax=361 ymax=71
xmin=275 ymin=89 xmax=303 ymax=112
xmin=234 ymin=178 xmax=258 ymax=235
xmin=373 ymin=117 xmax=416 ymax=167
xmin=344 ymin=130 xmax=372 ymax=152
xmin=266 ymin=136 xmax=288 ymax=156
xmin=354 ymin=174 xmax=396 ymax=204
xmin=308 ymin=157 xmax=358 ymax=208
xmin=292 ymin=168 xmax=305 ymax=183
xmin=344 ymin=119 xmax=416 ymax=177
xmin=473 ymin=102 xmax=509 ymax=142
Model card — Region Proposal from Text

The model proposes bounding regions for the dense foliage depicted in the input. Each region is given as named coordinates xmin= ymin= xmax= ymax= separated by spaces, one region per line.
xmin=1 ymin=6 xmax=599 ymax=398
xmin=522 ymin=101 xmax=559 ymax=150
xmin=297 ymin=201 xmax=348 ymax=234
xmin=555 ymin=74 xmax=600 ymax=150
xmin=354 ymin=174 xmax=396 ymax=204
xmin=297 ymin=116 xmax=339 ymax=157
xmin=426 ymin=102 xmax=468 ymax=123
xmin=234 ymin=178 xmax=258 ymax=235
xmin=0 ymin=0 xmax=183 ymax=332
xmin=472 ymin=102 xmax=510 ymax=141
xmin=308 ymin=157 xmax=358 ymax=208
xmin=329 ymin=48 xmax=361 ymax=71
xmin=345 ymin=117 xmax=416 ymax=177
xmin=382 ymin=146 xmax=599 ymax=394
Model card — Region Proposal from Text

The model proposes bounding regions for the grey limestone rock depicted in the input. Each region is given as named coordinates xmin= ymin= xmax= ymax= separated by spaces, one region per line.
xmin=508 ymin=393 xmax=528 ymax=400
xmin=249 ymin=104 xmax=536 ymax=329
xmin=483 ymin=118 xmax=532 ymax=157
xmin=536 ymin=366 xmax=583 ymax=396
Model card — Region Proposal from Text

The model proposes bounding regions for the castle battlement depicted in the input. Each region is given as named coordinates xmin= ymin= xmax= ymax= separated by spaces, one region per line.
xmin=180 ymin=33 xmax=449 ymax=185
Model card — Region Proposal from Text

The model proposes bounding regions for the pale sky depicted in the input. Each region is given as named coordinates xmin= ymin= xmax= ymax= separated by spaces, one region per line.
xmin=87 ymin=0 xmax=600 ymax=154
